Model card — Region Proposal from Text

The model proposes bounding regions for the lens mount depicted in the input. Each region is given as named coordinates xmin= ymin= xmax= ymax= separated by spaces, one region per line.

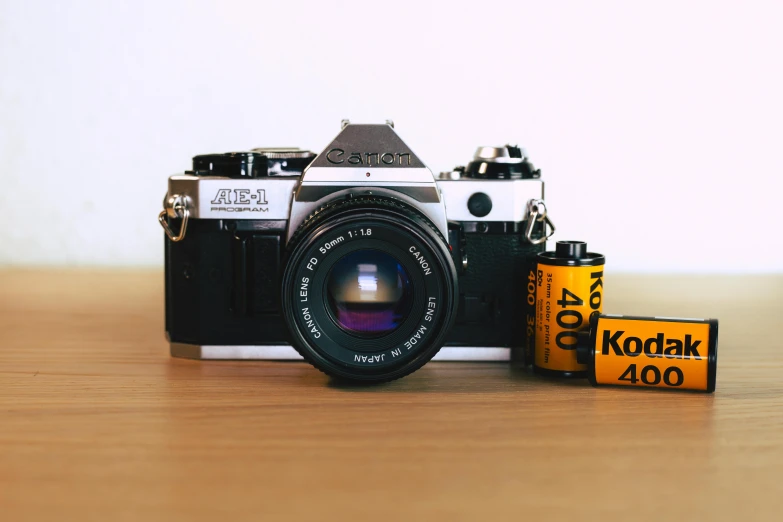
xmin=281 ymin=196 xmax=458 ymax=382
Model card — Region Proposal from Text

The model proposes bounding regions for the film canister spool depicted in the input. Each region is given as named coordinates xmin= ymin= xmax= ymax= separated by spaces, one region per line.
xmin=534 ymin=241 xmax=605 ymax=378
xmin=576 ymin=314 xmax=719 ymax=392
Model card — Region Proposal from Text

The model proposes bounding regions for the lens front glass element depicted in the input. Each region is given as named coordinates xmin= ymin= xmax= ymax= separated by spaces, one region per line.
xmin=325 ymin=249 xmax=413 ymax=337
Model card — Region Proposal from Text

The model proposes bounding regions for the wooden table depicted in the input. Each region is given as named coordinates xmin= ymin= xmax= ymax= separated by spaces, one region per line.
xmin=1 ymin=270 xmax=781 ymax=521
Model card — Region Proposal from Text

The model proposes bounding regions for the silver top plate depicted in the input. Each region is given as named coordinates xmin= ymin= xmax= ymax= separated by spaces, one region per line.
xmin=437 ymin=179 xmax=544 ymax=222
xmin=167 ymin=175 xmax=298 ymax=220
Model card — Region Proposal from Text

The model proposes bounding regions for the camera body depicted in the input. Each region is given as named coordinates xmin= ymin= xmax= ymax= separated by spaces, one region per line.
xmin=162 ymin=122 xmax=553 ymax=378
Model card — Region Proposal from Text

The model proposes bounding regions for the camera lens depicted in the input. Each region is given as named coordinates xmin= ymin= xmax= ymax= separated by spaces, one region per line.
xmin=282 ymin=196 xmax=458 ymax=383
xmin=325 ymin=249 xmax=413 ymax=337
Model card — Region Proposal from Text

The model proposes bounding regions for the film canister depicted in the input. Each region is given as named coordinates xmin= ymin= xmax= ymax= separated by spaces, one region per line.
xmin=576 ymin=314 xmax=719 ymax=392
xmin=534 ymin=241 xmax=605 ymax=378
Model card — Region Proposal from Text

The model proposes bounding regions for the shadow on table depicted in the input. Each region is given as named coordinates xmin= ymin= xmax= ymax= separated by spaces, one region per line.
xmin=322 ymin=362 xmax=589 ymax=394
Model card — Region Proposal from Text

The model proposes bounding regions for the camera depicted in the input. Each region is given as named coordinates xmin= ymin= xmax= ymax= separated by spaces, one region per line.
xmin=160 ymin=121 xmax=554 ymax=382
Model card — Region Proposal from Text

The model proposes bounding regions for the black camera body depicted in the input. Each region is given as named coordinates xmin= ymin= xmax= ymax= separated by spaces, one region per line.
xmin=161 ymin=122 xmax=553 ymax=381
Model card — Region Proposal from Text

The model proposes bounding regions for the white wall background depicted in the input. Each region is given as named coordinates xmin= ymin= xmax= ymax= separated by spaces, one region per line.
xmin=1 ymin=0 xmax=781 ymax=272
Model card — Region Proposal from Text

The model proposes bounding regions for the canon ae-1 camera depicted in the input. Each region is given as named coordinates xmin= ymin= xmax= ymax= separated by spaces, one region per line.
xmin=160 ymin=121 xmax=555 ymax=382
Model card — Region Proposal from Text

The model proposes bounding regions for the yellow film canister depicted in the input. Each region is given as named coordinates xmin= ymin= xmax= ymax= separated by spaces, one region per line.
xmin=534 ymin=241 xmax=604 ymax=378
xmin=576 ymin=314 xmax=719 ymax=392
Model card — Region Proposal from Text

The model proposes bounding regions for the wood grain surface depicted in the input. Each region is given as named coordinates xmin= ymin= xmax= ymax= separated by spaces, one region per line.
xmin=1 ymin=270 xmax=781 ymax=521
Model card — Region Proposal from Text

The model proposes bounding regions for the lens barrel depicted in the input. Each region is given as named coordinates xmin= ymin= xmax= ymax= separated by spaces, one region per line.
xmin=281 ymin=197 xmax=458 ymax=382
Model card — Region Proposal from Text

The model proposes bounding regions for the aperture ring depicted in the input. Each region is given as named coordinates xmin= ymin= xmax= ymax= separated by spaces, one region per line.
xmin=287 ymin=195 xmax=449 ymax=257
